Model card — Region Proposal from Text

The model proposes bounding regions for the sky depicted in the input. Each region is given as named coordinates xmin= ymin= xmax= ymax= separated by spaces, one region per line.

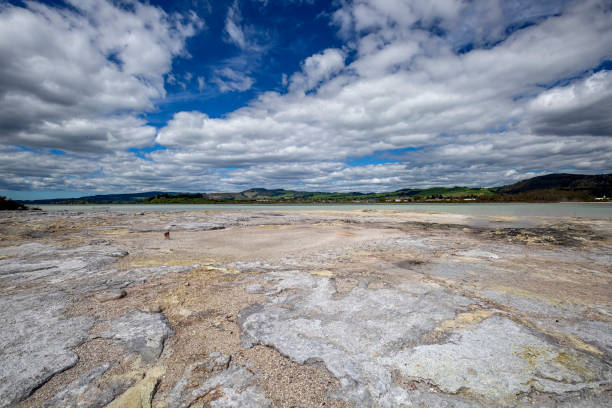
xmin=1 ymin=0 xmax=611 ymax=199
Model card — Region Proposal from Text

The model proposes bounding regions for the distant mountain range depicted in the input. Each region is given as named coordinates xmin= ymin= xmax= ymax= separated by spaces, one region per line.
xmin=17 ymin=173 xmax=612 ymax=205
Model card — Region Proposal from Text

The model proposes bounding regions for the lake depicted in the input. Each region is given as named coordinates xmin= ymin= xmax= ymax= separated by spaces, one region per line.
xmin=35 ymin=202 xmax=612 ymax=219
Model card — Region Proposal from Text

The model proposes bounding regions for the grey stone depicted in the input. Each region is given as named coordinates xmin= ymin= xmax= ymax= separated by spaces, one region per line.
xmin=42 ymin=362 xmax=135 ymax=408
xmin=167 ymin=362 xmax=270 ymax=408
xmin=100 ymin=311 xmax=174 ymax=362
xmin=206 ymin=352 xmax=232 ymax=371
xmin=0 ymin=243 xmax=128 ymax=285
xmin=383 ymin=316 xmax=611 ymax=406
xmin=0 ymin=291 xmax=94 ymax=408
xmin=479 ymin=288 xmax=612 ymax=357
xmin=0 ymin=239 xmax=197 ymax=406
xmin=166 ymin=353 xmax=232 ymax=408
xmin=94 ymin=289 xmax=126 ymax=302
xmin=245 ymin=284 xmax=265 ymax=294
xmin=239 ymin=271 xmax=612 ymax=407
xmin=239 ymin=270 xmax=473 ymax=407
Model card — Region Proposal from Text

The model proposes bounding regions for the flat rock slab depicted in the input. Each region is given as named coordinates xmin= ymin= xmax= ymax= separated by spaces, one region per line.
xmin=0 ymin=240 xmax=195 ymax=407
xmin=0 ymin=291 xmax=94 ymax=408
xmin=42 ymin=362 xmax=136 ymax=408
xmin=100 ymin=311 xmax=174 ymax=362
xmin=0 ymin=243 xmax=127 ymax=285
xmin=239 ymin=270 xmax=473 ymax=406
xmin=167 ymin=358 xmax=270 ymax=408
xmin=239 ymin=270 xmax=612 ymax=407
xmin=384 ymin=316 xmax=612 ymax=406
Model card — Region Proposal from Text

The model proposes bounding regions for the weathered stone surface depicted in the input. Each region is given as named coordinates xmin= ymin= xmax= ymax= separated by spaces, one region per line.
xmin=206 ymin=352 xmax=232 ymax=372
xmin=245 ymin=284 xmax=265 ymax=294
xmin=166 ymin=353 xmax=232 ymax=408
xmin=239 ymin=270 xmax=612 ymax=407
xmin=239 ymin=270 xmax=474 ymax=406
xmin=0 ymin=238 xmax=197 ymax=406
xmin=105 ymin=367 xmax=164 ymax=408
xmin=0 ymin=241 xmax=136 ymax=407
xmin=384 ymin=316 xmax=611 ymax=405
xmin=42 ymin=363 xmax=136 ymax=408
xmin=478 ymin=288 xmax=612 ymax=357
xmin=0 ymin=291 xmax=94 ymax=408
xmin=167 ymin=360 xmax=270 ymax=408
xmin=100 ymin=312 xmax=174 ymax=362
xmin=1 ymin=208 xmax=610 ymax=407
xmin=95 ymin=289 xmax=127 ymax=302
xmin=0 ymin=243 xmax=127 ymax=285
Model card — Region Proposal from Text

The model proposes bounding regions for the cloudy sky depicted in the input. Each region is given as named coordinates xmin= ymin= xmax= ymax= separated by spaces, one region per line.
xmin=1 ymin=0 xmax=611 ymax=199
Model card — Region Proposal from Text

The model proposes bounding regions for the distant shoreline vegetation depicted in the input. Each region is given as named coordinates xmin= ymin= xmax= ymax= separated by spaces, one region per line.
xmin=1 ymin=196 xmax=29 ymax=210
xmin=16 ymin=173 xmax=612 ymax=205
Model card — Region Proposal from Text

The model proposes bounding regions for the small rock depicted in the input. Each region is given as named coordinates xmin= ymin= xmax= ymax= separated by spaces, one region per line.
xmin=207 ymin=352 xmax=231 ymax=372
xmin=95 ymin=289 xmax=127 ymax=302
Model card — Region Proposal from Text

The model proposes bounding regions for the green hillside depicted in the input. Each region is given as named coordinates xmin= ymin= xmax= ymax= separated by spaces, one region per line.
xmin=17 ymin=173 xmax=611 ymax=205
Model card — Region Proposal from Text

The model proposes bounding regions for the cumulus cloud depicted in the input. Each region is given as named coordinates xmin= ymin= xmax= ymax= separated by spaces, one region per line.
xmin=0 ymin=0 xmax=201 ymax=152
xmin=157 ymin=0 xmax=612 ymax=169
xmin=289 ymin=48 xmax=346 ymax=92
xmin=525 ymin=70 xmax=612 ymax=137
xmin=3 ymin=0 xmax=611 ymax=195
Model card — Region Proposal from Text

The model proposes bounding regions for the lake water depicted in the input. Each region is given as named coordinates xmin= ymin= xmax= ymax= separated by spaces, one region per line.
xmin=36 ymin=202 xmax=612 ymax=219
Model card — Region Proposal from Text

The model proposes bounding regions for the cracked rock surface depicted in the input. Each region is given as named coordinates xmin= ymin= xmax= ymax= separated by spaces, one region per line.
xmin=238 ymin=270 xmax=612 ymax=406
xmin=0 ymin=291 xmax=94 ymax=408
xmin=100 ymin=312 xmax=174 ymax=362
xmin=0 ymin=207 xmax=610 ymax=407
xmin=42 ymin=363 xmax=135 ymax=408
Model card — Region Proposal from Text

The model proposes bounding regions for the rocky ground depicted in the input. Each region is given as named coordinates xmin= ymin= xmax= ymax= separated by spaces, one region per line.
xmin=0 ymin=208 xmax=610 ymax=407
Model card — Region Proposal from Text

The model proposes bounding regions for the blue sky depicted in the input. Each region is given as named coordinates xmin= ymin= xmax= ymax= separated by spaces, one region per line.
xmin=145 ymin=0 xmax=342 ymax=124
xmin=1 ymin=0 xmax=611 ymax=199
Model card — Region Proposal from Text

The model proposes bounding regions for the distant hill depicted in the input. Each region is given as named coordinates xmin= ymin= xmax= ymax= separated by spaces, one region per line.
xmin=495 ymin=173 xmax=611 ymax=197
xmin=490 ymin=173 xmax=611 ymax=201
xmin=17 ymin=173 xmax=611 ymax=204
xmin=21 ymin=191 xmax=179 ymax=204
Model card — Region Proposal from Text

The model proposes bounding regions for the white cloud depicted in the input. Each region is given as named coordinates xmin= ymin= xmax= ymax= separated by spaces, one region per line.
xmin=212 ymin=67 xmax=254 ymax=93
xmin=289 ymin=48 xmax=346 ymax=92
xmin=224 ymin=1 xmax=248 ymax=50
xmin=224 ymin=0 xmax=268 ymax=52
xmin=159 ymin=0 xmax=612 ymax=159
xmin=197 ymin=76 xmax=206 ymax=91
xmin=2 ymin=0 xmax=611 ymax=195
xmin=525 ymin=70 xmax=612 ymax=136
xmin=0 ymin=0 xmax=202 ymax=152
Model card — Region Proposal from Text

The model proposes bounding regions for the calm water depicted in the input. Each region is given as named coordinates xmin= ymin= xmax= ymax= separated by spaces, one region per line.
xmin=36 ymin=202 xmax=612 ymax=219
